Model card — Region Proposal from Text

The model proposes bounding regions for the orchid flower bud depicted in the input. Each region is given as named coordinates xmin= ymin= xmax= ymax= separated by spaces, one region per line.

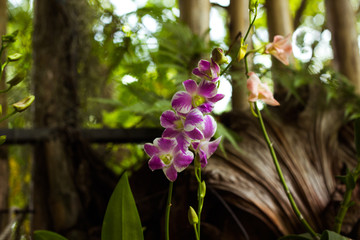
xmin=12 ymin=95 xmax=35 ymax=112
xmin=7 ymin=73 xmax=25 ymax=87
xmin=188 ymin=206 xmax=199 ymax=225
xmin=211 ymin=48 xmax=228 ymax=65
xmin=1 ymin=30 xmax=18 ymax=43
xmin=200 ymin=181 xmax=206 ymax=198
xmin=7 ymin=53 xmax=22 ymax=62
xmin=237 ymin=43 xmax=248 ymax=61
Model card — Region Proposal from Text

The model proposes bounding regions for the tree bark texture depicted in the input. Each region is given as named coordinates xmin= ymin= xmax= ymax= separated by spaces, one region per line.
xmin=325 ymin=0 xmax=360 ymax=94
xmin=179 ymin=0 xmax=210 ymax=41
xmin=229 ymin=0 xmax=250 ymax=112
xmin=0 ymin=0 xmax=9 ymax=232
xmin=31 ymin=0 xmax=117 ymax=238
xmin=133 ymin=86 xmax=360 ymax=239
xmin=32 ymin=0 xmax=82 ymax=233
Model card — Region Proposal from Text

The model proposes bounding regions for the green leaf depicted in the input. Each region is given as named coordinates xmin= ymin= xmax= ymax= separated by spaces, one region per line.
xmin=345 ymin=173 xmax=356 ymax=190
xmin=355 ymin=118 xmax=360 ymax=159
xmin=278 ymin=233 xmax=314 ymax=240
xmin=33 ymin=230 xmax=68 ymax=240
xmin=0 ymin=135 xmax=6 ymax=145
xmin=215 ymin=122 xmax=243 ymax=154
xmin=101 ymin=172 xmax=144 ymax=240
xmin=320 ymin=230 xmax=349 ymax=240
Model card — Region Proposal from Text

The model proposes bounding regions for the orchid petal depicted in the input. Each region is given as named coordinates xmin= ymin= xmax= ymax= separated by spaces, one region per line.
xmin=262 ymin=97 xmax=280 ymax=106
xmin=162 ymin=128 xmax=179 ymax=138
xmin=185 ymin=128 xmax=204 ymax=140
xmin=173 ymin=150 xmax=194 ymax=172
xmin=202 ymin=115 xmax=217 ymax=139
xmin=184 ymin=109 xmax=204 ymax=131
xmin=208 ymin=93 xmax=225 ymax=103
xmin=183 ymin=79 xmax=198 ymax=94
xmin=198 ymin=102 xmax=214 ymax=113
xmin=210 ymin=59 xmax=220 ymax=77
xmin=144 ymin=143 xmax=159 ymax=157
xmin=198 ymin=60 xmax=211 ymax=72
xmin=164 ymin=165 xmax=178 ymax=182
xmin=155 ymin=138 xmax=176 ymax=152
xmin=148 ymin=156 xmax=166 ymax=170
xmin=197 ymin=80 xmax=217 ymax=98
xmin=192 ymin=141 xmax=200 ymax=150
xmin=198 ymin=149 xmax=207 ymax=168
xmin=206 ymin=137 xmax=222 ymax=157
xmin=192 ymin=68 xmax=208 ymax=79
xmin=171 ymin=91 xmax=193 ymax=114
xmin=175 ymin=133 xmax=190 ymax=152
xmin=160 ymin=110 xmax=178 ymax=128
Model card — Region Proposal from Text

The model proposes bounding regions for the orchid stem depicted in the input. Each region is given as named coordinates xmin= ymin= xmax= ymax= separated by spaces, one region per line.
xmin=193 ymin=224 xmax=200 ymax=240
xmin=243 ymin=2 xmax=257 ymax=42
xmin=254 ymin=104 xmax=319 ymax=240
xmin=334 ymin=162 xmax=360 ymax=233
xmin=0 ymin=110 xmax=16 ymax=123
xmin=220 ymin=59 xmax=234 ymax=76
xmin=196 ymin=166 xmax=202 ymax=239
xmin=165 ymin=181 xmax=173 ymax=240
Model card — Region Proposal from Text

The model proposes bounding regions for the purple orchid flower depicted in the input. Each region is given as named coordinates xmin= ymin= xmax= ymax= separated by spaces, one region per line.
xmin=171 ymin=79 xmax=224 ymax=114
xmin=160 ymin=109 xmax=204 ymax=152
xmin=144 ymin=137 xmax=194 ymax=182
xmin=192 ymin=59 xmax=220 ymax=82
xmin=192 ymin=115 xmax=222 ymax=168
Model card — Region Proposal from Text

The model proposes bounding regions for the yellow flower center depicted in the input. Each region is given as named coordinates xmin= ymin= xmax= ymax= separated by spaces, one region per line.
xmin=174 ymin=119 xmax=183 ymax=129
xmin=160 ymin=154 xmax=172 ymax=165
xmin=193 ymin=95 xmax=205 ymax=108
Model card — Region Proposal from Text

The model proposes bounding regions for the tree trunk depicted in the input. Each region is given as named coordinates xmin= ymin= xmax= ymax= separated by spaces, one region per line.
xmin=325 ymin=0 xmax=360 ymax=94
xmin=266 ymin=0 xmax=293 ymax=99
xmin=31 ymin=0 xmax=82 ymax=235
xmin=229 ymin=0 xmax=250 ymax=112
xmin=179 ymin=0 xmax=211 ymax=42
xmin=31 ymin=1 xmax=118 ymax=238
xmin=266 ymin=0 xmax=293 ymax=39
xmin=0 ymin=0 xmax=9 ymax=232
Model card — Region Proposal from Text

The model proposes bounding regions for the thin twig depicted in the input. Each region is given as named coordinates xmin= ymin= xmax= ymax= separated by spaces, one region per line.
xmin=294 ymin=0 xmax=308 ymax=29
xmin=209 ymin=186 xmax=250 ymax=240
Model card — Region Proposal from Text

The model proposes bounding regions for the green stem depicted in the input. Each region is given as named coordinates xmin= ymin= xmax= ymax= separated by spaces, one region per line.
xmin=0 ymin=110 xmax=16 ymax=123
xmin=193 ymin=224 xmax=200 ymax=240
xmin=165 ymin=181 xmax=174 ymax=240
xmin=254 ymin=104 xmax=319 ymax=240
xmin=243 ymin=3 xmax=257 ymax=42
xmin=220 ymin=59 xmax=234 ymax=76
xmin=196 ymin=166 xmax=202 ymax=239
xmin=0 ymin=85 xmax=12 ymax=93
xmin=334 ymin=162 xmax=360 ymax=233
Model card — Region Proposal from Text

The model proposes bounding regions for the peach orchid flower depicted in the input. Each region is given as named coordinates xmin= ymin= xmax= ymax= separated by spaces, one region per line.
xmin=265 ymin=34 xmax=292 ymax=65
xmin=247 ymin=72 xmax=279 ymax=106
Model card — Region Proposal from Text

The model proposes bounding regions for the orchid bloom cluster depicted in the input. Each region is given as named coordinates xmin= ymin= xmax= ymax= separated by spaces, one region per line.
xmin=246 ymin=34 xmax=292 ymax=106
xmin=144 ymin=50 xmax=225 ymax=181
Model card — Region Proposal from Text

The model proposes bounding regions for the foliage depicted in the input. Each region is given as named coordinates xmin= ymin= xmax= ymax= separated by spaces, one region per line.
xmin=101 ymin=172 xmax=144 ymax=240
xmin=33 ymin=230 xmax=68 ymax=240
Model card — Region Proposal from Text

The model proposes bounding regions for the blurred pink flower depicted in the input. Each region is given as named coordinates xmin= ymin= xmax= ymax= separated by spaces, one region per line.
xmin=247 ymin=72 xmax=279 ymax=106
xmin=265 ymin=34 xmax=292 ymax=65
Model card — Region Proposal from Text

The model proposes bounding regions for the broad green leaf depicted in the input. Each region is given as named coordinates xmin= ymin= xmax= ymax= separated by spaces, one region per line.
xmin=320 ymin=230 xmax=349 ymax=240
xmin=278 ymin=233 xmax=314 ymax=240
xmin=33 ymin=230 xmax=68 ymax=240
xmin=101 ymin=172 xmax=144 ymax=240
